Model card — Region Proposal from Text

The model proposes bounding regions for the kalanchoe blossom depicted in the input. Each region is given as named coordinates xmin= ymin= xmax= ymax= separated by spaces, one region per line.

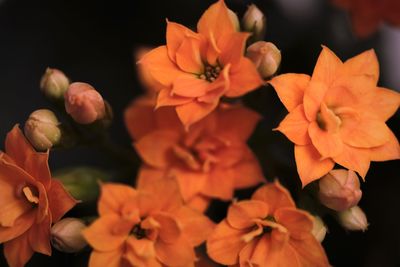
xmin=82 ymin=179 xmax=214 ymax=267
xmin=0 ymin=126 xmax=78 ymax=267
xmin=333 ymin=0 xmax=400 ymax=37
xmin=124 ymin=97 xmax=264 ymax=211
xmin=139 ymin=0 xmax=263 ymax=127
xmin=270 ymin=46 xmax=400 ymax=186
xmin=206 ymin=181 xmax=330 ymax=267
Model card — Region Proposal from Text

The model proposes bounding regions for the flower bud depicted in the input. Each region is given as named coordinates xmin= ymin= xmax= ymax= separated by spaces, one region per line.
xmin=40 ymin=68 xmax=70 ymax=100
xmin=24 ymin=109 xmax=61 ymax=151
xmin=318 ymin=169 xmax=362 ymax=211
xmin=246 ymin=41 xmax=281 ymax=78
xmin=51 ymin=218 xmax=87 ymax=253
xmin=242 ymin=4 xmax=266 ymax=41
xmin=311 ymin=216 xmax=327 ymax=242
xmin=64 ymin=82 xmax=106 ymax=124
xmin=337 ymin=206 xmax=368 ymax=231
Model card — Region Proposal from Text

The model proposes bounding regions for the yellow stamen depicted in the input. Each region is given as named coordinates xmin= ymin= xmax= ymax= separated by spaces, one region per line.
xmin=22 ymin=186 xmax=39 ymax=204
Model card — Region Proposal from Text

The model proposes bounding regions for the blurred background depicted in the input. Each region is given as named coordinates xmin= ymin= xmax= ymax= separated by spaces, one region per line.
xmin=0 ymin=0 xmax=399 ymax=266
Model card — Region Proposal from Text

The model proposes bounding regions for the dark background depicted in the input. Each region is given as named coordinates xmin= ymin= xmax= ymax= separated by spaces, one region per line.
xmin=0 ymin=0 xmax=399 ymax=266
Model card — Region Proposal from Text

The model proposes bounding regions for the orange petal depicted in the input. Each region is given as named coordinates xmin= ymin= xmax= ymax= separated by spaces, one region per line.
xmin=48 ymin=179 xmax=78 ymax=222
xmin=203 ymin=167 xmax=235 ymax=200
xmin=203 ymin=31 xmax=221 ymax=66
xmin=251 ymin=181 xmax=295 ymax=213
xmin=303 ymin=81 xmax=328 ymax=121
xmin=269 ymin=74 xmax=310 ymax=112
xmin=126 ymin=236 xmax=156 ymax=260
xmin=172 ymin=74 xmax=211 ymax=97
xmin=82 ymin=214 xmax=129 ymax=252
xmin=276 ymin=104 xmax=311 ymax=146
xmin=152 ymin=212 xmax=181 ymax=243
xmin=88 ymin=249 xmax=124 ymax=267
xmin=98 ymin=183 xmax=138 ymax=216
xmin=369 ymin=130 xmax=400 ymax=162
xmin=332 ymin=144 xmax=370 ymax=179
xmin=34 ymin=181 xmax=49 ymax=224
xmin=176 ymin=100 xmax=219 ymax=128
xmin=166 ymin=20 xmax=200 ymax=63
xmin=175 ymin=35 xmax=204 ymax=74
xmin=311 ymin=46 xmax=342 ymax=86
xmin=363 ymin=87 xmax=400 ymax=121
xmin=0 ymin=210 xmax=35 ymax=243
xmin=206 ymin=220 xmax=247 ymax=265
xmin=154 ymin=237 xmax=196 ymax=266
xmin=308 ymin=121 xmax=343 ymax=158
xmin=28 ymin=214 xmax=51 ymax=256
xmin=294 ymin=145 xmax=335 ymax=187
xmin=197 ymin=0 xmax=235 ymax=42
xmin=277 ymin=244 xmax=302 ymax=267
xmin=136 ymin=166 xmax=167 ymax=190
xmin=237 ymin=237 xmax=258 ymax=266
xmin=124 ymin=97 xmax=158 ymax=140
xmin=4 ymin=231 xmax=34 ymax=267
xmin=215 ymin=104 xmax=262 ymax=141
xmin=340 ymin=117 xmax=391 ymax=148
xmin=218 ymin=32 xmax=250 ymax=66
xmin=224 ymin=57 xmax=263 ymax=98
xmin=274 ymin=208 xmax=313 ymax=240
xmin=174 ymin=206 xmax=215 ymax=246
xmin=139 ymin=46 xmax=183 ymax=87
xmin=134 ymin=129 xmax=180 ymax=168
xmin=249 ymin=231 xmax=289 ymax=266
xmin=227 ymin=200 xmax=269 ymax=229
xmin=289 ymin=235 xmax=330 ymax=267
xmin=232 ymin=157 xmax=265 ymax=189
xmin=173 ymin=168 xmax=208 ymax=201
xmin=156 ymin=88 xmax=193 ymax=109
xmin=340 ymin=49 xmax=379 ymax=83
xmin=186 ymin=195 xmax=211 ymax=213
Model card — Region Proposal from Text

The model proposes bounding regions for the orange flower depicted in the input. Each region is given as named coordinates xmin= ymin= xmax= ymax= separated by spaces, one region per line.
xmin=0 ymin=125 xmax=78 ymax=267
xmin=333 ymin=0 xmax=400 ymax=37
xmin=124 ymin=97 xmax=264 ymax=211
xmin=139 ymin=0 xmax=263 ymax=127
xmin=270 ymin=46 xmax=400 ymax=186
xmin=206 ymin=181 xmax=330 ymax=267
xmin=82 ymin=178 xmax=214 ymax=267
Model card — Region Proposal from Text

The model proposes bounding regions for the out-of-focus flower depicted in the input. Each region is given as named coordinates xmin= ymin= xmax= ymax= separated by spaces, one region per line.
xmin=270 ymin=46 xmax=400 ymax=186
xmin=135 ymin=47 xmax=166 ymax=93
xmin=125 ymin=97 xmax=264 ymax=211
xmin=333 ymin=0 xmax=400 ymax=37
xmin=24 ymin=109 xmax=61 ymax=151
xmin=318 ymin=169 xmax=362 ymax=211
xmin=246 ymin=41 xmax=281 ymax=79
xmin=40 ymin=68 xmax=70 ymax=101
xmin=51 ymin=218 xmax=87 ymax=253
xmin=64 ymin=82 xmax=106 ymax=124
xmin=337 ymin=205 xmax=368 ymax=231
xmin=241 ymin=4 xmax=266 ymax=41
xmin=0 ymin=126 xmax=78 ymax=267
xmin=206 ymin=181 xmax=330 ymax=266
xmin=311 ymin=216 xmax=328 ymax=242
xmin=139 ymin=0 xmax=263 ymax=127
xmin=82 ymin=179 xmax=214 ymax=267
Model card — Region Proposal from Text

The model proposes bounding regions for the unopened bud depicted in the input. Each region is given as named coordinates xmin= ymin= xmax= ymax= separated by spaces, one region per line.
xmin=246 ymin=41 xmax=281 ymax=78
xmin=311 ymin=216 xmax=327 ymax=242
xmin=337 ymin=206 xmax=368 ymax=231
xmin=40 ymin=68 xmax=70 ymax=100
xmin=51 ymin=218 xmax=87 ymax=253
xmin=242 ymin=4 xmax=266 ymax=41
xmin=318 ymin=169 xmax=362 ymax=211
xmin=24 ymin=109 xmax=61 ymax=151
xmin=64 ymin=82 xmax=106 ymax=124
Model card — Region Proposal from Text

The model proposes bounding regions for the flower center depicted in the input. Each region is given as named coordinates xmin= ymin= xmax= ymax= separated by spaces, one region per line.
xmin=199 ymin=64 xmax=221 ymax=82
xmin=262 ymin=215 xmax=276 ymax=233
xmin=316 ymin=103 xmax=342 ymax=133
xmin=131 ymin=223 xmax=146 ymax=240
xmin=22 ymin=186 xmax=39 ymax=205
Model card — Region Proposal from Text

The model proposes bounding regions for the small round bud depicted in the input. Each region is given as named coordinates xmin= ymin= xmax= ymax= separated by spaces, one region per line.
xmin=64 ymin=82 xmax=106 ymax=124
xmin=51 ymin=218 xmax=87 ymax=253
xmin=337 ymin=206 xmax=368 ymax=231
xmin=40 ymin=68 xmax=70 ymax=100
xmin=246 ymin=41 xmax=281 ymax=78
xmin=242 ymin=4 xmax=266 ymax=41
xmin=311 ymin=216 xmax=327 ymax=242
xmin=24 ymin=109 xmax=61 ymax=151
xmin=318 ymin=169 xmax=362 ymax=211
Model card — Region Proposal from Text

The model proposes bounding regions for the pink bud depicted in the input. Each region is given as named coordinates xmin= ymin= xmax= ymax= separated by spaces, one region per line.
xmin=318 ymin=169 xmax=362 ymax=211
xmin=51 ymin=218 xmax=87 ymax=253
xmin=246 ymin=41 xmax=281 ymax=78
xmin=64 ymin=82 xmax=106 ymax=124
xmin=337 ymin=206 xmax=368 ymax=231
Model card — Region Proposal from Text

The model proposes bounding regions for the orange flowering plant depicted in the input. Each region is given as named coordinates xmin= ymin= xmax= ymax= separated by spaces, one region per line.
xmin=1 ymin=0 xmax=400 ymax=266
